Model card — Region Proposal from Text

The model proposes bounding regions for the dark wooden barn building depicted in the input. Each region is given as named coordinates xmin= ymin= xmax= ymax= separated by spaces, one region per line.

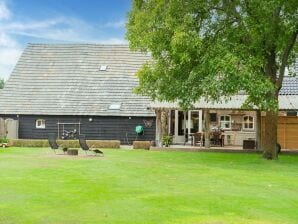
xmin=0 ymin=44 xmax=156 ymax=143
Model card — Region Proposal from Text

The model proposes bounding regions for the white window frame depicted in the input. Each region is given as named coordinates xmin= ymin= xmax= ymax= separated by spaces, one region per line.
xmin=109 ymin=103 xmax=121 ymax=110
xmin=243 ymin=115 xmax=254 ymax=130
xmin=36 ymin=119 xmax=46 ymax=129
xmin=99 ymin=65 xmax=107 ymax=71
xmin=220 ymin=115 xmax=231 ymax=129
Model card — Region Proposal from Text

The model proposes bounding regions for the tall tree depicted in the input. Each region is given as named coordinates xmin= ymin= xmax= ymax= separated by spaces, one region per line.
xmin=0 ymin=79 xmax=4 ymax=89
xmin=127 ymin=0 xmax=298 ymax=159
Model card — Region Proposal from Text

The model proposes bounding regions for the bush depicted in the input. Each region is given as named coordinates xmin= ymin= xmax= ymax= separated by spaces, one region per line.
xmin=11 ymin=139 xmax=49 ymax=147
xmin=133 ymin=141 xmax=151 ymax=150
xmin=1 ymin=136 xmax=9 ymax=144
xmin=162 ymin=135 xmax=172 ymax=147
xmin=11 ymin=139 xmax=120 ymax=148
xmin=87 ymin=140 xmax=120 ymax=148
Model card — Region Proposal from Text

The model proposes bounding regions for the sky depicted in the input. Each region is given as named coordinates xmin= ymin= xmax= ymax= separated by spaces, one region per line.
xmin=0 ymin=0 xmax=131 ymax=80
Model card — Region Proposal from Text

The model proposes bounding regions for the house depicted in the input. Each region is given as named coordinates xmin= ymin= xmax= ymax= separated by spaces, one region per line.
xmin=0 ymin=44 xmax=297 ymax=149
xmin=151 ymin=92 xmax=298 ymax=149
xmin=0 ymin=44 xmax=156 ymax=144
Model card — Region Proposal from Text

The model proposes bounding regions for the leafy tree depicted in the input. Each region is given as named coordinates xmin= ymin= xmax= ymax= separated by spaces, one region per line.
xmin=0 ymin=78 xmax=4 ymax=89
xmin=127 ymin=0 xmax=298 ymax=159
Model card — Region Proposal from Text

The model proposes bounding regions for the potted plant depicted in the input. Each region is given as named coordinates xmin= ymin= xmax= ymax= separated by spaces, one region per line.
xmin=0 ymin=136 xmax=9 ymax=148
xmin=162 ymin=135 xmax=172 ymax=147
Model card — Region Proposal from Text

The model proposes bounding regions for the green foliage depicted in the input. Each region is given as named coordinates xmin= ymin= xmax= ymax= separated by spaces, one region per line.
xmin=0 ymin=136 xmax=9 ymax=144
xmin=127 ymin=0 xmax=298 ymax=111
xmin=0 ymin=79 xmax=4 ymax=89
xmin=162 ymin=135 xmax=172 ymax=147
xmin=11 ymin=139 xmax=120 ymax=148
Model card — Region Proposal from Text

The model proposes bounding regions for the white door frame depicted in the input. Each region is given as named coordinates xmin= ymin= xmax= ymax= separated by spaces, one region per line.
xmin=171 ymin=109 xmax=203 ymax=144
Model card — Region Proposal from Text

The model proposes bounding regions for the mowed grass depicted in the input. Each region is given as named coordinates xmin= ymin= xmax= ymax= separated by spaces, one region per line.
xmin=0 ymin=148 xmax=297 ymax=224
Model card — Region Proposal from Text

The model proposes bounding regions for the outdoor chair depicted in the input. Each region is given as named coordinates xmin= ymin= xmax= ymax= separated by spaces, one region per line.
xmin=193 ymin=132 xmax=203 ymax=147
xmin=211 ymin=132 xmax=224 ymax=147
xmin=48 ymin=133 xmax=68 ymax=154
xmin=78 ymin=134 xmax=104 ymax=156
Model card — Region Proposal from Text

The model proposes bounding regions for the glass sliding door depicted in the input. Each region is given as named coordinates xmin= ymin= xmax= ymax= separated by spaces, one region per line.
xmin=169 ymin=109 xmax=202 ymax=144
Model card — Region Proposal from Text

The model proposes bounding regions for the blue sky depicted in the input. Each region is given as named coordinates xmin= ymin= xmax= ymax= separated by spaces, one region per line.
xmin=0 ymin=0 xmax=131 ymax=79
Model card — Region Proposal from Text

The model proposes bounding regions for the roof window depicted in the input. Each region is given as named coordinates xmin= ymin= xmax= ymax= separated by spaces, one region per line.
xmin=109 ymin=103 xmax=121 ymax=110
xmin=99 ymin=65 xmax=107 ymax=71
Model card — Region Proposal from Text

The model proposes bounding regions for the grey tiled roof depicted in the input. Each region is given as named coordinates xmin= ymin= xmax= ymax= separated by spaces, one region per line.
xmin=279 ymin=76 xmax=298 ymax=95
xmin=0 ymin=44 xmax=297 ymax=116
xmin=0 ymin=44 xmax=155 ymax=116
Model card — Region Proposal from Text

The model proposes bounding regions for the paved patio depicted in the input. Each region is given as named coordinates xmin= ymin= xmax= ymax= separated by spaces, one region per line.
xmin=121 ymin=144 xmax=298 ymax=154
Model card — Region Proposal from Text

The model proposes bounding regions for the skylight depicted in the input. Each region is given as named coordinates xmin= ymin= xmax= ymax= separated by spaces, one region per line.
xmin=109 ymin=103 xmax=121 ymax=110
xmin=99 ymin=65 xmax=107 ymax=71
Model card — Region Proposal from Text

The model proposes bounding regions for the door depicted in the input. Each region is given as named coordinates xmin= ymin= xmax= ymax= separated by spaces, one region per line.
xmin=5 ymin=119 xmax=19 ymax=139
xmin=170 ymin=110 xmax=202 ymax=144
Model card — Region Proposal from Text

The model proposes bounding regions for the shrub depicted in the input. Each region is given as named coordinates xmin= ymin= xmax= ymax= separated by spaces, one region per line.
xmin=0 ymin=136 xmax=10 ymax=147
xmin=87 ymin=140 xmax=120 ymax=148
xmin=0 ymin=136 xmax=9 ymax=144
xmin=162 ymin=135 xmax=172 ymax=147
xmin=11 ymin=139 xmax=49 ymax=147
xmin=133 ymin=141 xmax=151 ymax=150
xmin=11 ymin=139 xmax=120 ymax=148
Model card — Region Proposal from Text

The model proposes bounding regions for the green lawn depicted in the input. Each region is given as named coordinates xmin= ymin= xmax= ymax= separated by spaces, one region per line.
xmin=0 ymin=148 xmax=297 ymax=224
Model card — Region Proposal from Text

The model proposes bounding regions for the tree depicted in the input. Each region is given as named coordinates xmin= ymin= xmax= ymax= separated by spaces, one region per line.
xmin=127 ymin=0 xmax=298 ymax=159
xmin=0 ymin=78 xmax=4 ymax=89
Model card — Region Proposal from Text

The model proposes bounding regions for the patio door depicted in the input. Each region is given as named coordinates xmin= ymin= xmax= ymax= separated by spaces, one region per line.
xmin=169 ymin=110 xmax=202 ymax=144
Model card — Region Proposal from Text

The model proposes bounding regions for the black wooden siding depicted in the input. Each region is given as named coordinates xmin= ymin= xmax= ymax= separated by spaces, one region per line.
xmin=16 ymin=115 xmax=155 ymax=144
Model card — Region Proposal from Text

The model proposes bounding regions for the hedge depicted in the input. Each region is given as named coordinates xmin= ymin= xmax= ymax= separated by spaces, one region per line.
xmin=10 ymin=139 xmax=120 ymax=148
xmin=133 ymin=141 xmax=151 ymax=150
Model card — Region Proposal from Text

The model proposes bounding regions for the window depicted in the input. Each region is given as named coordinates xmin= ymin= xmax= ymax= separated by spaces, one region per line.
xmin=220 ymin=115 xmax=231 ymax=129
xmin=243 ymin=116 xmax=254 ymax=130
xmin=287 ymin=111 xmax=297 ymax=116
xmin=210 ymin=113 xmax=217 ymax=122
xmin=36 ymin=119 xmax=46 ymax=129
xmin=99 ymin=65 xmax=107 ymax=71
xmin=109 ymin=103 xmax=121 ymax=110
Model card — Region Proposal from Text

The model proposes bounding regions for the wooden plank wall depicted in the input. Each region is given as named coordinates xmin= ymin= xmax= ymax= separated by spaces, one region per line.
xmin=262 ymin=116 xmax=298 ymax=149
xmin=0 ymin=118 xmax=5 ymax=137
xmin=17 ymin=115 xmax=156 ymax=144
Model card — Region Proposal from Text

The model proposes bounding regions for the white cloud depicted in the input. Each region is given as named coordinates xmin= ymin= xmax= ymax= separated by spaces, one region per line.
xmin=0 ymin=0 xmax=10 ymax=20
xmin=0 ymin=47 xmax=22 ymax=79
xmin=98 ymin=38 xmax=127 ymax=44
xmin=2 ymin=16 xmax=98 ymax=42
xmin=0 ymin=1 xmax=126 ymax=79
xmin=104 ymin=19 xmax=126 ymax=28
xmin=0 ymin=32 xmax=16 ymax=47
xmin=0 ymin=33 xmax=22 ymax=80
xmin=0 ymin=1 xmax=21 ymax=79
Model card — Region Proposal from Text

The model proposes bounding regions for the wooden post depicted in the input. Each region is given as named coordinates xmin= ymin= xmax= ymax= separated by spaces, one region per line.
xmin=174 ymin=110 xmax=178 ymax=137
xmin=199 ymin=110 xmax=203 ymax=132
xmin=187 ymin=110 xmax=191 ymax=144
xmin=161 ymin=109 xmax=169 ymax=137
xmin=256 ymin=110 xmax=261 ymax=150
xmin=204 ymin=109 xmax=210 ymax=148
xmin=155 ymin=109 xmax=162 ymax=147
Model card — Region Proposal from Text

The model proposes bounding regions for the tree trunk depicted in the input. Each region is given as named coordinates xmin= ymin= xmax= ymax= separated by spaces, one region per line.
xmin=262 ymin=109 xmax=278 ymax=160
xmin=203 ymin=109 xmax=210 ymax=148
xmin=262 ymin=52 xmax=279 ymax=159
